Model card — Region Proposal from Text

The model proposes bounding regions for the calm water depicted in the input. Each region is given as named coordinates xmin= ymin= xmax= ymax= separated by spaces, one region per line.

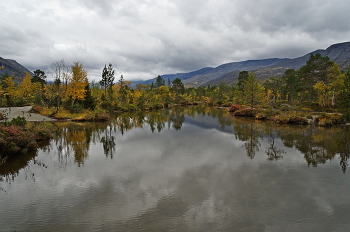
xmin=1 ymin=106 xmax=350 ymax=231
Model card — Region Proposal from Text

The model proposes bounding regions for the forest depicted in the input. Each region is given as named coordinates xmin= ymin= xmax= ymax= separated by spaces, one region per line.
xmin=1 ymin=53 xmax=350 ymax=157
xmin=0 ymin=53 xmax=350 ymax=121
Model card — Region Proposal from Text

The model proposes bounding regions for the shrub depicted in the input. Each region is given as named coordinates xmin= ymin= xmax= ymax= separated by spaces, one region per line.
xmin=100 ymin=101 xmax=113 ymax=110
xmin=279 ymin=104 xmax=294 ymax=111
xmin=0 ymin=125 xmax=37 ymax=156
xmin=315 ymin=113 xmax=345 ymax=126
xmin=8 ymin=116 xmax=27 ymax=127
xmin=228 ymin=104 xmax=244 ymax=112
xmin=275 ymin=115 xmax=309 ymax=124
xmin=29 ymin=123 xmax=53 ymax=141
xmin=256 ymin=109 xmax=280 ymax=120
xmin=66 ymin=103 xmax=84 ymax=114
xmin=81 ymin=112 xmax=110 ymax=121
xmin=233 ymin=108 xmax=264 ymax=117
xmin=30 ymin=106 xmax=42 ymax=114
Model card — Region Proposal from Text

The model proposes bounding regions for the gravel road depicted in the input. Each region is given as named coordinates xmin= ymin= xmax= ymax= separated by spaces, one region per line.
xmin=0 ymin=106 xmax=56 ymax=122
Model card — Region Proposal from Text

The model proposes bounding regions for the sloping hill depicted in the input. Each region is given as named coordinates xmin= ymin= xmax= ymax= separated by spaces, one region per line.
xmin=204 ymin=41 xmax=350 ymax=86
xmin=183 ymin=58 xmax=289 ymax=87
xmin=0 ymin=58 xmax=33 ymax=81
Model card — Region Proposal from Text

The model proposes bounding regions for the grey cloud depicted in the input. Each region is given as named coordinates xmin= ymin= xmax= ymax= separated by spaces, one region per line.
xmin=1 ymin=0 xmax=349 ymax=81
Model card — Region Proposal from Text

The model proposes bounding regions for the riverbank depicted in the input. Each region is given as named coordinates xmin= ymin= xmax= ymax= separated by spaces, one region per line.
xmin=228 ymin=106 xmax=347 ymax=126
xmin=0 ymin=106 xmax=56 ymax=122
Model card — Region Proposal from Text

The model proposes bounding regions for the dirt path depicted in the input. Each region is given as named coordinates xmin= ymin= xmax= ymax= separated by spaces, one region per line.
xmin=0 ymin=106 xmax=56 ymax=122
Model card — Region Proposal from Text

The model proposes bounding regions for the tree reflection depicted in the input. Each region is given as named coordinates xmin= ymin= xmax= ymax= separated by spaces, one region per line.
xmin=276 ymin=125 xmax=350 ymax=173
xmin=52 ymin=122 xmax=107 ymax=168
xmin=0 ymin=151 xmax=48 ymax=183
xmin=2 ymin=106 xmax=350 ymax=177
xmin=232 ymin=118 xmax=262 ymax=159
xmin=336 ymin=127 xmax=350 ymax=173
xmin=265 ymin=133 xmax=285 ymax=161
xmin=230 ymin=116 xmax=350 ymax=172
xmin=101 ymin=126 xmax=116 ymax=158
xmin=169 ymin=107 xmax=185 ymax=130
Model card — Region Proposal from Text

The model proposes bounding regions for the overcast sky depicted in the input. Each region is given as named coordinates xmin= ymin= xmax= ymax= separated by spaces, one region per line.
xmin=1 ymin=0 xmax=350 ymax=81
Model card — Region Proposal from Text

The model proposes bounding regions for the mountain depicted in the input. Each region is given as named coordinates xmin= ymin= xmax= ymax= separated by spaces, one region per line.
xmin=137 ymin=41 xmax=350 ymax=88
xmin=0 ymin=57 xmax=33 ymax=82
xmin=183 ymin=58 xmax=289 ymax=87
xmin=204 ymin=41 xmax=350 ymax=86
xmin=133 ymin=67 xmax=214 ymax=87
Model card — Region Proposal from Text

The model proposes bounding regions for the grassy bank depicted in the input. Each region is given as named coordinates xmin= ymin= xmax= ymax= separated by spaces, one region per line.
xmin=229 ymin=104 xmax=347 ymax=126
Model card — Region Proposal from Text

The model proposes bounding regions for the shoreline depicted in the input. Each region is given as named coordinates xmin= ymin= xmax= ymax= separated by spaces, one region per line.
xmin=0 ymin=106 xmax=56 ymax=122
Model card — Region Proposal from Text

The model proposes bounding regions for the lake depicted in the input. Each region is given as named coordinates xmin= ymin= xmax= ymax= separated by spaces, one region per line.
xmin=1 ymin=106 xmax=350 ymax=231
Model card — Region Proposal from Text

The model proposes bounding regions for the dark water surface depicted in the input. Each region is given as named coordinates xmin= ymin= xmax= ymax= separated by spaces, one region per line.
xmin=1 ymin=106 xmax=350 ymax=231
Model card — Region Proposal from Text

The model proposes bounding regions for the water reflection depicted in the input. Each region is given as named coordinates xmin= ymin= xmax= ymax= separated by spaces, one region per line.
xmin=0 ymin=141 xmax=50 ymax=183
xmin=50 ymin=122 xmax=108 ymax=168
xmin=275 ymin=125 xmax=350 ymax=172
xmin=101 ymin=126 xmax=116 ymax=158
xmin=2 ymin=106 xmax=350 ymax=231
xmin=232 ymin=118 xmax=263 ymax=159
xmin=2 ymin=106 xmax=350 ymax=181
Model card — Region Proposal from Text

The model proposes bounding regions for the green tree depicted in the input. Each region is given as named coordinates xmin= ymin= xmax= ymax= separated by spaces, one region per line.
xmin=116 ymin=75 xmax=129 ymax=104
xmin=281 ymin=69 xmax=298 ymax=103
xmin=264 ymin=76 xmax=283 ymax=104
xmin=243 ymin=72 xmax=265 ymax=108
xmin=32 ymin=69 xmax=47 ymax=86
xmin=298 ymin=53 xmax=334 ymax=102
xmin=234 ymin=71 xmax=249 ymax=104
xmin=155 ymin=75 xmax=165 ymax=88
xmin=172 ymin=78 xmax=184 ymax=101
xmin=338 ymin=70 xmax=350 ymax=121
xmin=100 ymin=63 xmax=115 ymax=96
xmin=83 ymin=83 xmax=95 ymax=110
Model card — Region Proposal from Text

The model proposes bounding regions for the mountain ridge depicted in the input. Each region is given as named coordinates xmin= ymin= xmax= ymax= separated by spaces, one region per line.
xmin=137 ymin=41 xmax=350 ymax=87
xmin=0 ymin=57 xmax=33 ymax=81
xmin=202 ymin=42 xmax=350 ymax=87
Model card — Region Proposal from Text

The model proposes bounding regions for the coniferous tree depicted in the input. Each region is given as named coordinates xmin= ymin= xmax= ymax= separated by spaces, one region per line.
xmin=32 ymin=69 xmax=47 ymax=86
xmin=172 ymin=78 xmax=184 ymax=102
xmin=155 ymin=75 xmax=165 ymax=88
xmin=298 ymin=53 xmax=334 ymax=102
xmin=338 ymin=71 xmax=350 ymax=121
xmin=83 ymin=83 xmax=95 ymax=110
xmin=100 ymin=63 xmax=115 ymax=96
xmin=243 ymin=72 xmax=265 ymax=108
xmin=281 ymin=69 xmax=298 ymax=103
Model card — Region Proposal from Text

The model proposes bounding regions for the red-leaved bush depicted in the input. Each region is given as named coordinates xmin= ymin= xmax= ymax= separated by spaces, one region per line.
xmin=0 ymin=125 xmax=37 ymax=157
xmin=30 ymin=106 xmax=42 ymax=114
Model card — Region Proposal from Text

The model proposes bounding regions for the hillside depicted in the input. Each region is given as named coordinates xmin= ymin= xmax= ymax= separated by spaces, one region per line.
xmin=183 ymin=58 xmax=289 ymax=87
xmin=136 ymin=41 xmax=350 ymax=88
xmin=133 ymin=67 xmax=213 ymax=86
xmin=0 ymin=57 xmax=33 ymax=82
xmin=204 ymin=41 xmax=350 ymax=86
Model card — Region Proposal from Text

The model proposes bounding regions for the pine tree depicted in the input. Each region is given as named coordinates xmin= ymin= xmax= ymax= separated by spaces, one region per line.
xmin=338 ymin=71 xmax=350 ymax=121
xmin=243 ymin=72 xmax=265 ymax=108
xmin=100 ymin=63 xmax=115 ymax=95
xmin=155 ymin=75 xmax=165 ymax=88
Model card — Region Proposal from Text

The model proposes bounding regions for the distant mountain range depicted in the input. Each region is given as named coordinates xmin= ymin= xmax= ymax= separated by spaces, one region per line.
xmin=0 ymin=57 xmax=33 ymax=82
xmin=137 ymin=41 xmax=350 ymax=87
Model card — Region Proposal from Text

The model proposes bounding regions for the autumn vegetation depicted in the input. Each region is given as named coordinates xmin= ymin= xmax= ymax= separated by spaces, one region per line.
xmin=1 ymin=53 xmax=350 ymax=157
xmin=1 ymin=52 xmax=349 ymax=169
xmin=0 ymin=54 xmax=349 ymax=121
